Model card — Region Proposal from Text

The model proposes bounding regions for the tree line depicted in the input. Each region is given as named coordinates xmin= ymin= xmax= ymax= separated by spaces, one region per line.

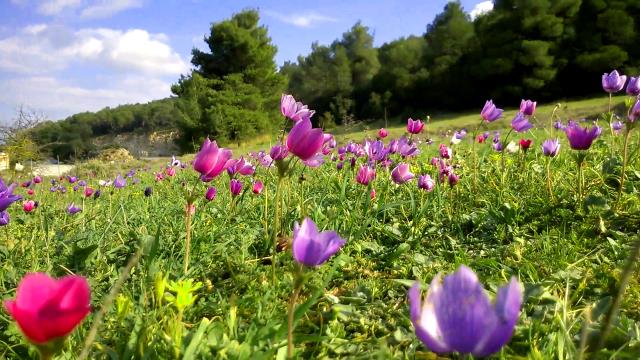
xmin=22 ymin=0 xmax=640 ymax=159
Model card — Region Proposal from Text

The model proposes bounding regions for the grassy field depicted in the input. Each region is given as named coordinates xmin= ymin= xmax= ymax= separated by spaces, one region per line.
xmin=0 ymin=94 xmax=639 ymax=359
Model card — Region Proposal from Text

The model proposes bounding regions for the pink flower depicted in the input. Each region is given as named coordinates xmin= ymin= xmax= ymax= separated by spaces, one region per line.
xmin=378 ymin=128 xmax=388 ymax=138
xmin=4 ymin=273 xmax=90 ymax=344
xmin=23 ymin=200 xmax=35 ymax=213
xmin=356 ymin=165 xmax=376 ymax=186
xmin=165 ymin=167 xmax=176 ymax=177
xmin=83 ymin=187 xmax=94 ymax=197
xmin=407 ymin=118 xmax=424 ymax=134
xmin=391 ymin=163 xmax=415 ymax=184
xmin=27 ymin=189 xmax=34 ymax=196
xmin=252 ymin=180 xmax=264 ymax=194
xmin=286 ymin=118 xmax=324 ymax=161
xmin=205 ymin=187 xmax=217 ymax=201
xmin=281 ymin=94 xmax=315 ymax=122
xmin=193 ymin=138 xmax=233 ymax=182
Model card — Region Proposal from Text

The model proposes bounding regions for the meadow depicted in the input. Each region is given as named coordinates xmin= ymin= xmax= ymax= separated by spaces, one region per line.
xmin=0 ymin=90 xmax=639 ymax=360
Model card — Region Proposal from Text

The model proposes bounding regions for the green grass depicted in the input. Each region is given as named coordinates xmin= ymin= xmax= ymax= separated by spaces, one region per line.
xmin=0 ymin=93 xmax=639 ymax=359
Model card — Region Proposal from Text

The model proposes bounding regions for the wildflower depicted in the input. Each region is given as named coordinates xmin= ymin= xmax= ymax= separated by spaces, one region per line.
xmin=626 ymin=77 xmax=640 ymax=96
xmin=391 ymin=163 xmax=415 ymax=184
xmin=408 ymin=266 xmax=522 ymax=357
xmin=541 ymin=139 xmax=560 ymax=157
xmin=144 ymin=187 xmax=153 ymax=197
xmin=281 ymin=94 xmax=315 ymax=122
xmin=564 ymin=122 xmax=601 ymax=150
xmin=519 ymin=99 xmax=537 ymax=116
xmin=66 ymin=203 xmax=81 ymax=215
xmin=193 ymin=138 xmax=233 ymax=182
xmin=205 ymin=186 xmax=217 ymax=201
xmin=481 ymin=100 xmax=503 ymax=122
xmin=407 ymin=118 xmax=425 ymax=134
xmin=23 ymin=200 xmax=35 ymax=213
xmin=252 ymin=180 xmax=264 ymax=194
xmin=418 ymin=175 xmax=435 ymax=191
xmin=0 ymin=178 xmax=21 ymax=212
xmin=602 ymin=70 xmax=627 ymax=93
xmin=511 ymin=112 xmax=533 ymax=133
xmin=113 ymin=175 xmax=126 ymax=189
xmin=230 ymin=179 xmax=242 ymax=197
xmin=292 ymin=218 xmax=346 ymax=267
xmin=286 ymin=119 xmax=324 ymax=161
xmin=356 ymin=165 xmax=376 ymax=186
xmin=4 ymin=273 xmax=91 ymax=345
xmin=378 ymin=128 xmax=388 ymax=138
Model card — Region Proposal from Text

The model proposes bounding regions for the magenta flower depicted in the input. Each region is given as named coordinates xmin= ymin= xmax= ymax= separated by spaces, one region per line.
xmin=519 ymin=99 xmax=537 ymax=116
xmin=84 ymin=187 xmax=94 ymax=197
xmin=408 ymin=266 xmax=522 ymax=357
xmin=292 ymin=218 xmax=346 ymax=267
xmin=281 ymin=94 xmax=315 ymax=122
xmin=439 ymin=144 xmax=452 ymax=159
xmin=391 ymin=163 xmax=415 ymax=184
xmin=226 ymin=156 xmax=255 ymax=177
xmin=286 ymin=118 xmax=324 ymax=161
xmin=378 ymin=128 xmax=388 ymax=138
xmin=252 ymin=180 xmax=264 ymax=194
xmin=32 ymin=176 xmax=42 ymax=184
xmin=407 ymin=118 xmax=425 ymax=134
xmin=205 ymin=186 xmax=217 ymax=201
xmin=193 ymin=138 xmax=233 ymax=182
xmin=4 ymin=273 xmax=91 ymax=344
xmin=23 ymin=200 xmax=35 ymax=213
xmin=356 ymin=165 xmax=376 ymax=186
xmin=511 ymin=112 xmax=533 ymax=132
xmin=270 ymin=144 xmax=289 ymax=161
xmin=418 ymin=175 xmax=435 ymax=192
xmin=564 ymin=122 xmax=601 ymax=150
xmin=602 ymin=70 xmax=627 ymax=93
xmin=448 ymin=172 xmax=460 ymax=187
xmin=230 ymin=179 xmax=242 ymax=197
xmin=481 ymin=100 xmax=503 ymax=122
xmin=626 ymin=77 xmax=640 ymax=96
xmin=541 ymin=138 xmax=560 ymax=157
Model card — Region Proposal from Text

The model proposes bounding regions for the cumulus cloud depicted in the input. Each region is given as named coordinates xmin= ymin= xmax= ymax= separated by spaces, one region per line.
xmin=0 ymin=24 xmax=188 ymax=75
xmin=469 ymin=1 xmax=494 ymax=20
xmin=80 ymin=0 xmax=143 ymax=19
xmin=265 ymin=10 xmax=337 ymax=28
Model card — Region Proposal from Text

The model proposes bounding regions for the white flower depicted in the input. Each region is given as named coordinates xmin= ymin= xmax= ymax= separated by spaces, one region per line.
xmin=506 ymin=141 xmax=519 ymax=154
xmin=14 ymin=163 xmax=24 ymax=171
xmin=450 ymin=135 xmax=461 ymax=145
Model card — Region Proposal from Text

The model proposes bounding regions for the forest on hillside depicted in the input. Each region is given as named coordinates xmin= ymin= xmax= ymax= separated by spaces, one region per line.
xmin=23 ymin=0 xmax=640 ymax=159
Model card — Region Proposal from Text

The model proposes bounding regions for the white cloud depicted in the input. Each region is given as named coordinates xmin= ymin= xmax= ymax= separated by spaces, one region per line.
xmin=265 ymin=11 xmax=337 ymax=28
xmin=37 ymin=0 xmax=82 ymax=15
xmin=0 ymin=25 xmax=188 ymax=76
xmin=469 ymin=1 xmax=494 ymax=20
xmin=80 ymin=0 xmax=143 ymax=19
xmin=0 ymin=75 xmax=172 ymax=119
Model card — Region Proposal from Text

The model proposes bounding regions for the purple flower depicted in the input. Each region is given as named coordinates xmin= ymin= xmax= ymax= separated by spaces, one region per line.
xmin=408 ymin=265 xmax=523 ymax=357
xmin=541 ymin=138 xmax=561 ymax=157
xmin=611 ymin=120 xmax=624 ymax=134
xmin=292 ymin=217 xmax=346 ymax=267
xmin=564 ymin=123 xmax=601 ymax=150
xmin=230 ymin=179 xmax=242 ymax=197
xmin=302 ymin=153 xmax=325 ymax=168
xmin=439 ymin=144 xmax=452 ymax=159
xmin=511 ymin=112 xmax=533 ymax=133
xmin=365 ymin=140 xmax=387 ymax=162
xmin=336 ymin=161 xmax=344 ymax=170
xmin=602 ymin=70 xmax=627 ymax=93
xmin=356 ymin=165 xmax=376 ymax=186
xmin=0 ymin=178 xmax=22 ymax=212
xmin=270 ymin=144 xmax=289 ymax=161
xmin=391 ymin=163 xmax=415 ymax=184
xmin=281 ymin=94 xmax=315 ymax=122
xmin=205 ymin=186 xmax=217 ymax=201
xmin=144 ymin=187 xmax=153 ymax=197
xmin=519 ymin=99 xmax=537 ymax=116
xmin=418 ymin=175 xmax=435 ymax=192
xmin=113 ymin=175 xmax=126 ymax=189
xmin=0 ymin=211 xmax=9 ymax=226
xmin=286 ymin=118 xmax=324 ymax=161
xmin=481 ymin=100 xmax=503 ymax=122
xmin=626 ymin=77 xmax=640 ymax=96
xmin=66 ymin=203 xmax=82 ymax=215
xmin=193 ymin=138 xmax=233 ymax=182
xmin=629 ymin=99 xmax=640 ymax=122
xmin=407 ymin=118 xmax=425 ymax=134
xmin=493 ymin=141 xmax=503 ymax=152
xmin=553 ymin=121 xmax=566 ymax=130
xmin=93 ymin=189 xmax=101 ymax=199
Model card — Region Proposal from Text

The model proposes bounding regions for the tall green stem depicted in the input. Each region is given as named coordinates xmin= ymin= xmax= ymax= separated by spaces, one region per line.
xmin=576 ymin=154 xmax=586 ymax=206
xmin=272 ymin=176 xmax=284 ymax=283
xmin=287 ymin=265 xmax=304 ymax=359
xmin=546 ymin=157 xmax=554 ymax=202
xmin=183 ymin=201 xmax=193 ymax=275
xmin=616 ymin=128 xmax=633 ymax=208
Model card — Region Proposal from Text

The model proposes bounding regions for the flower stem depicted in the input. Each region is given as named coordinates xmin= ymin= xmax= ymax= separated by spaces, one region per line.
xmin=616 ymin=128 xmax=633 ymax=208
xmin=272 ymin=176 xmax=284 ymax=283
xmin=183 ymin=201 xmax=193 ymax=275
xmin=546 ymin=157 xmax=554 ymax=202
xmin=287 ymin=265 xmax=304 ymax=359
xmin=577 ymin=157 xmax=584 ymax=206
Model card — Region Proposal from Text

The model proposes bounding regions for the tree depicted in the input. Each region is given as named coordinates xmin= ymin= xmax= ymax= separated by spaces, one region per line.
xmin=174 ymin=9 xmax=285 ymax=150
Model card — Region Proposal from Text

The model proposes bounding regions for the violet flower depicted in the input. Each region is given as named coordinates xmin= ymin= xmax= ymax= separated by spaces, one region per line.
xmin=292 ymin=218 xmax=346 ymax=267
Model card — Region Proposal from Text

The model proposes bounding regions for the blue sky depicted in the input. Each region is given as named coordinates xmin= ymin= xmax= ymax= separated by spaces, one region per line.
xmin=0 ymin=0 xmax=493 ymax=122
